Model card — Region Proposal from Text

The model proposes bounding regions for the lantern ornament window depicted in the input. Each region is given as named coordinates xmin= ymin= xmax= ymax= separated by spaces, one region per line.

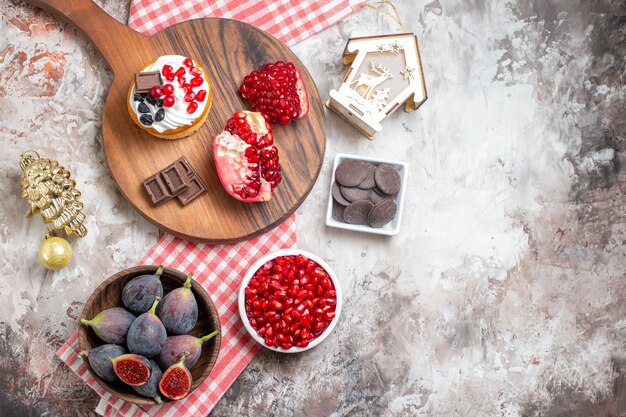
xmin=327 ymin=33 xmax=427 ymax=139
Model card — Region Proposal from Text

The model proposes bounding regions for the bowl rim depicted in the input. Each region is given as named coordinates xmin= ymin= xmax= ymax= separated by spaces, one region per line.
xmin=237 ymin=249 xmax=343 ymax=353
xmin=78 ymin=265 xmax=222 ymax=405
xmin=325 ymin=152 xmax=409 ymax=236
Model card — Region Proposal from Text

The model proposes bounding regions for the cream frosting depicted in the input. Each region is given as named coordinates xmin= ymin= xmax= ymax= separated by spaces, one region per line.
xmin=130 ymin=55 xmax=210 ymax=134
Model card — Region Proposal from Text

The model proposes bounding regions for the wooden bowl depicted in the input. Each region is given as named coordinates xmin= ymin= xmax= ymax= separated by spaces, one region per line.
xmin=79 ymin=265 xmax=221 ymax=405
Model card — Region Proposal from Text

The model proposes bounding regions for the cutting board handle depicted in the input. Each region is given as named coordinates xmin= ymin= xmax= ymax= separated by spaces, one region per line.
xmin=25 ymin=0 xmax=150 ymax=74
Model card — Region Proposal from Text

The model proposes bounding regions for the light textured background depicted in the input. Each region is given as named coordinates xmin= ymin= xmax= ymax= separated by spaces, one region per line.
xmin=0 ymin=0 xmax=624 ymax=416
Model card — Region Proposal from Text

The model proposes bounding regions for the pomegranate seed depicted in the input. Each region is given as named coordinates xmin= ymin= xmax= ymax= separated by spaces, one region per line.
xmin=184 ymin=92 xmax=196 ymax=102
xmin=186 ymin=102 xmax=198 ymax=114
xmin=324 ymin=311 xmax=336 ymax=321
xmin=269 ymin=300 xmax=283 ymax=310
xmin=195 ymin=89 xmax=207 ymax=102
xmin=183 ymin=57 xmax=193 ymax=68
xmin=190 ymin=66 xmax=202 ymax=76
xmin=162 ymin=83 xmax=174 ymax=95
xmin=190 ymin=76 xmax=203 ymax=87
xmin=162 ymin=65 xmax=173 ymax=76
xmin=296 ymin=340 xmax=309 ymax=348
xmin=163 ymin=95 xmax=175 ymax=107
xmin=150 ymin=86 xmax=163 ymax=98
xmin=175 ymin=66 xmax=186 ymax=77
xmin=165 ymin=73 xmax=175 ymax=82
xmin=280 ymin=343 xmax=293 ymax=350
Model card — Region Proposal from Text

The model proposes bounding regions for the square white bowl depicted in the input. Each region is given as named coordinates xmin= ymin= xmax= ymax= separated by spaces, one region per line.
xmin=325 ymin=153 xmax=408 ymax=236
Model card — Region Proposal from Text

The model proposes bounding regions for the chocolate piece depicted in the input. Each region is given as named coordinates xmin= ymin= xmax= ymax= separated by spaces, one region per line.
xmin=177 ymin=175 xmax=206 ymax=205
xmin=134 ymin=71 xmax=162 ymax=94
xmin=357 ymin=162 xmax=376 ymax=189
xmin=370 ymin=189 xmax=395 ymax=204
xmin=335 ymin=159 xmax=368 ymax=187
xmin=144 ymin=173 xmax=173 ymax=206
xmin=332 ymin=181 xmax=350 ymax=206
xmin=340 ymin=185 xmax=372 ymax=202
xmin=374 ymin=164 xmax=401 ymax=195
xmin=332 ymin=199 xmax=345 ymax=221
xmin=369 ymin=200 xmax=397 ymax=228
xmin=343 ymin=200 xmax=374 ymax=224
xmin=162 ymin=163 xmax=190 ymax=195
xmin=175 ymin=156 xmax=207 ymax=205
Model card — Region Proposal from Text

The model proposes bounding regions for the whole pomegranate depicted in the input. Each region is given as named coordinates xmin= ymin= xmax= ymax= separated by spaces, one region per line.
xmin=239 ymin=61 xmax=309 ymax=125
xmin=213 ymin=111 xmax=282 ymax=202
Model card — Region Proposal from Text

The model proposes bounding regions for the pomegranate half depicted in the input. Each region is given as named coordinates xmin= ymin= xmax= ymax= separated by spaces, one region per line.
xmin=240 ymin=61 xmax=309 ymax=125
xmin=213 ymin=111 xmax=282 ymax=202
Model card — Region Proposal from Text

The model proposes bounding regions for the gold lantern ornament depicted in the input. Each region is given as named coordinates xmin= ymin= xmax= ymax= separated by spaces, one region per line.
xmin=19 ymin=151 xmax=88 ymax=270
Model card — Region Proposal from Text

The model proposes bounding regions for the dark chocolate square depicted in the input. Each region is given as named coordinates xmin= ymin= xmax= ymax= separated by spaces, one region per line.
xmin=134 ymin=71 xmax=162 ymax=93
xmin=143 ymin=174 xmax=173 ymax=206
xmin=161 ymin=163 xmax=191 ymax=195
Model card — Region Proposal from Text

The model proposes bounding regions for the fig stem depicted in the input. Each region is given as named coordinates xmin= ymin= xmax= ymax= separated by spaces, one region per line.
xmin=154 ymin=396 xmax=163 ymax=404
xmin=183 ymin=273 xmax=194 ymax=289
xmin=77 ymin=351 xmax=88 ymax=359
xmin=156 ymin=265 xmax=164 ymax=276
xmin=149 ymin=296 xmax=161 ymax=315
xmin=80 ymin=319 xmax=91 ymax=326
xmin=200 ymin=330 xmax=220 ymax=343
xmin=177 ymin=352 xmax=189 ymax=365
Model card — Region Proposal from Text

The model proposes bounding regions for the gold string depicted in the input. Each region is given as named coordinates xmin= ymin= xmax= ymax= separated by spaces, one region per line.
xmin=363 ymin=1 xmax=409 ymax=33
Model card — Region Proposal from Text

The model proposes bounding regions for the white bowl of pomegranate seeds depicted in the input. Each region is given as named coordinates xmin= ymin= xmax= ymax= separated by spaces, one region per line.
xmin=238 ymin=249 xmax=342 ymax=352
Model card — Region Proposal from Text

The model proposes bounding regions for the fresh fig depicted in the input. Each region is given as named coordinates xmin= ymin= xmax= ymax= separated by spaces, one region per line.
xmin=212 ymin=111 xmax=281 ymax=202
xmin=159 ymin=353 xmax=192 ymax=400
xmin=78 ymin=344 xmax=126 ymax=382
xmin=111 ymin=353 xmax=151 ymax=386
xmin=80 ymin=307 xmax=136 ymax=344
xmin=122 ymin=266 xmax=164 ymax=314
xmin=127 ymin=297 xmax=167 ymax=357
xmin=156 ymin=330 xmax=219 ymax=370
xmin=132 ymin=359 xmax=163 ymax=404
xmin=156 ymin=274 xmax=198 ymax=334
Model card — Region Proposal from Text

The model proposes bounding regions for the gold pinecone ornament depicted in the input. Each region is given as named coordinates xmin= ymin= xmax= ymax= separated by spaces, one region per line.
xmin=19 ymin=151 xmax=87 ymax=269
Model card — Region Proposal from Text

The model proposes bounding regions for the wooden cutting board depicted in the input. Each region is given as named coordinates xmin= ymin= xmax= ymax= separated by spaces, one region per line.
xmin=27 ymin=0 xmax=326 ymax=243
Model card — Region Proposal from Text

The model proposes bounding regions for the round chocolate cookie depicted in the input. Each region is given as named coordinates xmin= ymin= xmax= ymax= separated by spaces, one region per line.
xmin=343 ymin=200 xmax=374 ymax=224
xmin=370 ymin=189 xmax=395 ymax=204
xmin=335 ymin=159 xmax=368 ymax=187
xmin=369 ymin=200 xmax=397 ymax=228
xmin=332 ymin=181 xmax=350 ymax=206
xmin=357 ymin=162 xmax=377 ymax=189
xmin=374 ymin=164 xmax=401 ymax=195
xmin=340 ymin=185 xmax=372 ymax=202
xmin=332 ymin=199 xmax=345 ymax=221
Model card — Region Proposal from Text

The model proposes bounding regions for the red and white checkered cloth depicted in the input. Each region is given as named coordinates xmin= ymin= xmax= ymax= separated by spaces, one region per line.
xmin=56 ymin=215 xmax=297 ymax=417
xmin=128 ymin=0 xmax=365 ymax=45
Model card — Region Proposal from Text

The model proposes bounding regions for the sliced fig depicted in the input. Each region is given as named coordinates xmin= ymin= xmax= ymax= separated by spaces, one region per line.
xmin=78 ymin=344 xmax=126 ymax=382
xmin=122 ymin=266 xmax=164 ymax=314
xmin=159 ymin=353 xmax=192 ymax=400
xmin=111 ymin=354 xmax=151 ymax=386
xmin=80 ymin=307 xmax=136 ymax=344
xmin=156 ymin=330 xmax=219 ymax=370
xmin=127 ymin=297 xmax=167 ymax=357
xmin=156 ymin=274 xmax=198 ymax=335
xmin=213 ymin=111 xmax=281 ymax=202
xmin=132 ymin=359 xmax=163 ymax=404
